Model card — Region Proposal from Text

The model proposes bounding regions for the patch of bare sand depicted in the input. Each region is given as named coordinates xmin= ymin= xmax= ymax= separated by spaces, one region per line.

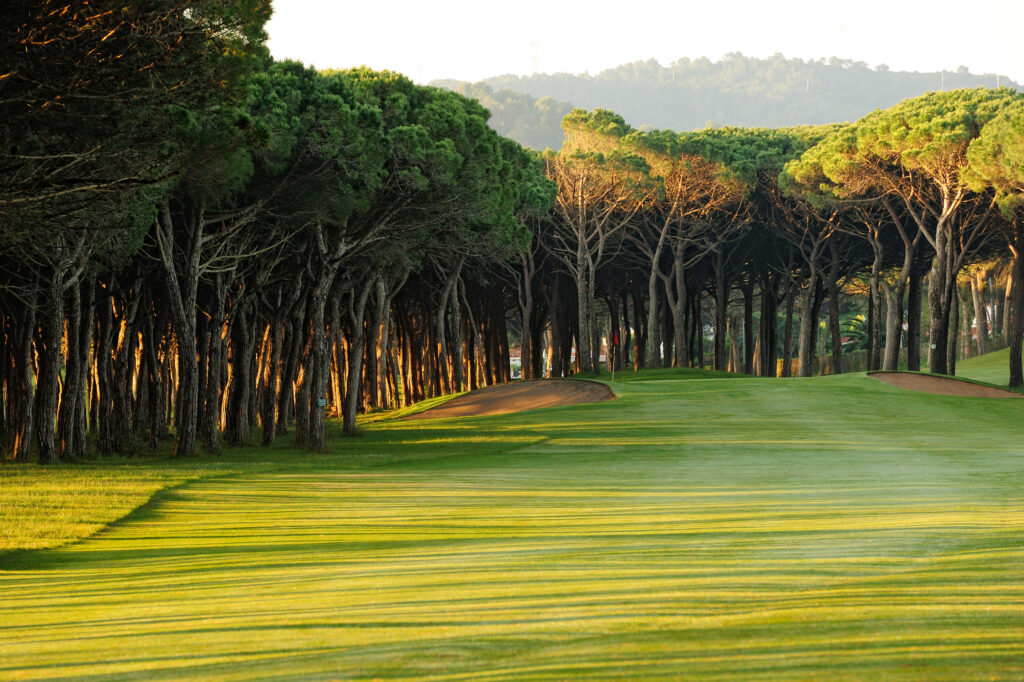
xmin=869 ymin=371 xmax=1023 ymax=398
xmin=403 ymin=379 xmax=614 ymax=420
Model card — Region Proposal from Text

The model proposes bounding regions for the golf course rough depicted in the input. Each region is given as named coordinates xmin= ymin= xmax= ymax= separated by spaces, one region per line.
xmin=1 ymin=371 xmax=1022 ymax=680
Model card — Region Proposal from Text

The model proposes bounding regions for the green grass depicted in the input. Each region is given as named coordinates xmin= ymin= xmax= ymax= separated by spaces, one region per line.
xmin=957 ymin=345 xmax=1023 ymax=387
xmin=2 ymin=372 xmax=1023 ymax=680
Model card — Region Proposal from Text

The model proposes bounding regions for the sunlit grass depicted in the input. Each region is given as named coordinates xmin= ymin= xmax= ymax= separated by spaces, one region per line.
xmin=957 ymin=345 xmax=1023 ymax=387
xmin=2 ymin=372 xmax=1023 ymax=679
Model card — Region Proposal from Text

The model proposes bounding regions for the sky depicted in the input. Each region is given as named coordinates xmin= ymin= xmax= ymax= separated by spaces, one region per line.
xmin=266 ymin=0 xmax=1024 ymax=86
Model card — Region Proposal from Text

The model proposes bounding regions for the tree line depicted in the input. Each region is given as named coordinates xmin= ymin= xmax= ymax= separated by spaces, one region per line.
xmin=510 ymin=90 xmax=1024 ymax=390
xmin=4 ymin=4 xmax=1024 ymax=467
xmin=1 ymin=1 xmax=549 ymax=463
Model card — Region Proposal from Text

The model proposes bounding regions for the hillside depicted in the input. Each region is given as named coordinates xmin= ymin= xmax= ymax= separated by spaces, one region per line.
xmin=434 ymin=53 xmax=1020 ymax=149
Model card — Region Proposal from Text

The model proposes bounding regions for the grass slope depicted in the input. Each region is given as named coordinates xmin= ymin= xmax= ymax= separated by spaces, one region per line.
xmin=1 ymin=373 xmax=1023 ymax=680
xmin=957 ymin=345 xmax=1024 ymax=387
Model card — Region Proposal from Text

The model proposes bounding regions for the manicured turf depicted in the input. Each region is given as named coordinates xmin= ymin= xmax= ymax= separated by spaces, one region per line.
xmin=2 ymin=372 xmax=1023 ymax=680
xmin=957 ymin=345 xmax=1022 ymax=387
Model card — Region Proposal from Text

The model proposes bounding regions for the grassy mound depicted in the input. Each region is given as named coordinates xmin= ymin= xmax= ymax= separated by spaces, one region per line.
xmin=957 ymin=345 xmax=1023 ymax=386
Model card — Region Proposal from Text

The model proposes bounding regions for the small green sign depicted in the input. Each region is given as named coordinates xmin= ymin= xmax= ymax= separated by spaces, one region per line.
xmin=316 ymin=398 xmax=328 ymax=408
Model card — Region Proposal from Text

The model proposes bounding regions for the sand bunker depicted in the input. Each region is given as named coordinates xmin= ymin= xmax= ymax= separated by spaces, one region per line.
xmin=869 ymin=371 xmax=1023 ymax=398
xmin=403 ymin=379 xmax=614 ymax=420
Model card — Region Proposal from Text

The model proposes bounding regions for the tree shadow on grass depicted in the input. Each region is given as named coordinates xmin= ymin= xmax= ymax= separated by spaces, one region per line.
xmin=0 ymin=476 xmax=236 ymax=571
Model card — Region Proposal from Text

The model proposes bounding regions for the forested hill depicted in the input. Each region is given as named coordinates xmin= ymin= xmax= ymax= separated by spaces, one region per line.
xmin=433 ymin=53 xmax=1020 ymax=149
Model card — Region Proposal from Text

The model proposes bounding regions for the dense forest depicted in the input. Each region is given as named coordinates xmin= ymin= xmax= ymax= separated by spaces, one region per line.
xmin=434 ymin=54 xmax=1020 ymax=149
xmin=4 ymin=4 xmax=1024 ymax=467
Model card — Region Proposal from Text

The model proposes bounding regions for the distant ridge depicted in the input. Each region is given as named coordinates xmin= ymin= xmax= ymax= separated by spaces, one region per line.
xmin=433 ymin=53 xmax=1020 ymax=150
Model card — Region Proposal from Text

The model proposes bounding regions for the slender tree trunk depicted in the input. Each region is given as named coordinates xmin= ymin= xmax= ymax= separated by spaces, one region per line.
xmin=450 ymin=277 xmax=464 ymax=391
xmin=727 ymin=315 xmax=740 ymax=373
xmin=57 ymin=282 xmax=86 ymax=459
xmin=278 ymin=311 xmax=303 ymax=435
xmin=646 ymin=279 xmax=661 ymax=369
xmin=225 ymin=301 xmax=255 ymax=446
xmin=35 ymin=284 xmax=63 ymax=464
xmin=575 ymin=242 xmax=594 ymax=373
xmin=882 ymin=284 xmax=902 ymax=371
xmin=741 ymin=282 xmax=754 ymax=375
xmin=867 ymin=243 xmax=883 ymax=371
xmin=261 ymin=317 xmax=283 ymax=445
xmin=202 ymin=275 xmax=228 ymax=451
xmin=7 ymin=289 xmax=37 ymax=462
xmin=947 ymin=285 xmax=962 ymax=375
xmin=670 ymin=249 xmax=689 ymax=368
xmin=1009 ymin=241 xmax=1024 ymax=387
xmin=758 ymin=273 xmax=778 ymax=377
xmin=782 ymin=276 xmax=795 ymax=377
xmin=713 ymin=251 xmax=730 ymax=372
xmin=797 ymin=277 xmax=818 ymax=378
xmin=343 ymin=285 xmax=372 ymax=436
xmin=155 ymin=200 xmax=203 ymax=457
xmin=907 ymin=261 xmax=924 ymax=371
xmin=971 ymin=273 xmax=989 ymax=356
xmin=1002 ymin=268 xmax=1013 ymax=347
xmin=305 ymin=285 xmax=337 ymax=452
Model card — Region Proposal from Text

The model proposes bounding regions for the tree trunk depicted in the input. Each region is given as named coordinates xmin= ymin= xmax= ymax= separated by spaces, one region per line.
xmin=1009 ymin=242 xmax=1024 ymax=387
xmin=155 ymin=200 xmax=203 ymax=457
xmin=261 ymin=317 xmax=283 ymax=445
xmin=305 ymin=286 xmax=337 ymax=452
xmin=867 ymin=242 xmax=883 ymax=371
xmin=713 ymin=251 xmax=729 ymax=372
xmin=907 ymin=261 xmax=924 ymax=371
xmin=519 ymin=258 xmax=535 ymax=380
xmin=646 ymin=278 xmax=661 ymax=369
xmin=343 ymin=285 xmax=372 ymax=436
xmin=58 ymin=281 xmax=89 ymax=459
xmin=971 ymin=273 xmax=989 ymax=356
xmin=882 ymin=283 xmax=902 ymax=371
xmin=1002 ymin=268 xmax=1013 ymax=346
xmin=34 ymin=285 xmax=62 ymax=464
xmin=758 ymin=273 xmax=779 ymax=377
xmin=741 ymin=282 xmax=754 ymax=375
xmin=947 ymin=285 xmax=962 ymax=375
xmin=781 ymin=276 xmax=795 ymax=377
xmin=449 ymin=276 xmax=464 ymax=391
xmin=225 ymin=300 xmax=255 ymax=446
xmin=576 ymin=243 xmax=593 ymax=373
xmin=202 ymin=274 xmax=228 ymax=451
xmin=797 ymin=275 xmax=818 ymax=378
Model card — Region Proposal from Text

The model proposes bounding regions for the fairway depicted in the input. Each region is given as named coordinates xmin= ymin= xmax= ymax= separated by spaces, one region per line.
xmin=2 ymin=373 xmax=1024 ymax=680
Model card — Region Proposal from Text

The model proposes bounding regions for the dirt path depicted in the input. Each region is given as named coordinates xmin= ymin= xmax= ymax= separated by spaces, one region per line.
xmin=403 ymin=379 xmax=614 ymax=420
xmin=869 ymin=371 xmax=1023 ymax=398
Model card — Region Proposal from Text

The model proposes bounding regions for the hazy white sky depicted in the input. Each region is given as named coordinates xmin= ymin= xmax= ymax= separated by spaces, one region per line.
xmin=267 ymin=0 xmax=1024 ymax=85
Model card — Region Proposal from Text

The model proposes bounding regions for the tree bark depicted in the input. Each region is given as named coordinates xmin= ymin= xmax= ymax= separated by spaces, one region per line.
xmin=741 ymin=281 xmax=754 ymax=375
xmin=797 ymin=275 xmax=818 ymax=378
xmin=971 ymin=272 xmax=989 ymax=356
xmin=907 ymin=261 xmax=924 ymax=371
xmin=1009 ymin=241 xmax=1024 ymax=387
xmin=781 ymin=275 xmax=795 ymax=377
xmin=713 ymin=251 xmax=730 ymax=371
xmin=343 ymin=285 xmax=372 ymax=436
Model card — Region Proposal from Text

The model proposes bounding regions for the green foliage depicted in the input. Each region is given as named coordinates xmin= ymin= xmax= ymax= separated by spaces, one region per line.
xmin=784 ymin=89 xmax=1024 ymax=203
xmin=855 ymin=88 xmax=1021 ymax=178
xmin=965 ymin=101 xmax=1024 ymax=214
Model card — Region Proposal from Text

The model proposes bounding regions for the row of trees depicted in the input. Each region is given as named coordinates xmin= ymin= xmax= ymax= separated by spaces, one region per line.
xmin=1 ymin=2 xmax=550 ymax=463
xmin=506 ymin=89 xmax=1024 ymax=391
xmin=4 ymin=6 xmax=1023 ymax=467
